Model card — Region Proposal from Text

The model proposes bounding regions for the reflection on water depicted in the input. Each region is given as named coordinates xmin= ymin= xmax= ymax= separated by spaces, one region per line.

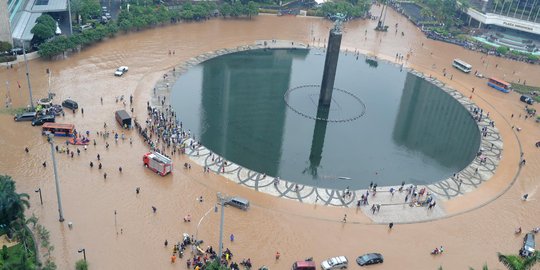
xmin=171 ymin=49 xmax=481 ymax=189
xmin=304 ymin=106 xmax=331 ymax=178
xmin=393 ymin=73 xmax=481 ymax=176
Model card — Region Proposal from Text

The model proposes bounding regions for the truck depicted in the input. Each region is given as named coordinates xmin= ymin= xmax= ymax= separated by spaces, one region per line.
xmin=115 ymin=109 xmax=132 ymax=128
xmin=143 ymin=152 xmax=172 ymax=176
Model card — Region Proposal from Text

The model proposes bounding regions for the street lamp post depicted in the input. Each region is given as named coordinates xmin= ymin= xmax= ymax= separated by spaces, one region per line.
xmin=22 ymin=43 xmax=34 ymax=110
xmin=78 ymin=248 xmax=86 ymax=261
xmin=48 ymin=134 xmax=65 ymax=222
xmin=192 ymin=205 xmax=216 ymax=253
xmin=34 ymin=188 xmax=43 ymax=205
xmin=216 ymin=192 xmax=231 ymax=263
xmin=67 ymin=0 xmax=73 ymax=35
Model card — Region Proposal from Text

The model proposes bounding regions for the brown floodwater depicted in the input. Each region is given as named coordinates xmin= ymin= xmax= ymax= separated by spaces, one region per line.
xmin=1 ymin=9 xmax=540 ymax=270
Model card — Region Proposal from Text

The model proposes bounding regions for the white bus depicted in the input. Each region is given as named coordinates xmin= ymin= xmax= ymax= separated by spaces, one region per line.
xmin=452 ymin=59 xmax=472 ymax=73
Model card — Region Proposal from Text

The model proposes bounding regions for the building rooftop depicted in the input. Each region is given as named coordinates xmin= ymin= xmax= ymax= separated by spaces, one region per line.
xmin=26 ymin=0 xmax=67 ymax=12
xmin=11 ymin=11 xmax=41 ymax=41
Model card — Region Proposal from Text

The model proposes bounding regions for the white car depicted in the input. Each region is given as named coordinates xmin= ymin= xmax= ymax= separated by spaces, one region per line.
xmin=114 ymin=66 xmax=129 ymax=76
xmin=321 ymin=256 xmax=348 ymax=270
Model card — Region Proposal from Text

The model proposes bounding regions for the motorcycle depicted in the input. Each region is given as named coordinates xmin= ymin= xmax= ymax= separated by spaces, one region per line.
xmin=431 ymin=247 xmax=444 ymax=255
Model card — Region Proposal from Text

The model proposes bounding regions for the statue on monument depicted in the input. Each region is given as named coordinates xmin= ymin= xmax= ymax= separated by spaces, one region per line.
xmin=332 ymin=13 xmax=346 ymax=34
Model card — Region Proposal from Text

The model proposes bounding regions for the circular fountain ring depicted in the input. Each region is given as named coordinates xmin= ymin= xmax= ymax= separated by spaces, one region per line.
xmin=283 ymin=84 xmax=367 ymax=123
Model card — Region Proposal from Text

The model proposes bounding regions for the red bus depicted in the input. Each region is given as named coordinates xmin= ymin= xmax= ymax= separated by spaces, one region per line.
xmin=42 ymin=123 xmax=75 ymax=137
xmin=487 ymin=77 xmax=511 ymax=93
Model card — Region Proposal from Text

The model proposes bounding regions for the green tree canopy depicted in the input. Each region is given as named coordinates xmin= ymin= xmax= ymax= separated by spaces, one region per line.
xmin=0 ymin=41 xmax=12 ymax=52
xmin=0 ymin=175 xmax=30 ymax=227
xmin=31 ymin=14 xmax=56 ymax=41
xmin=498 ymin=251 xmax=540 ymax=270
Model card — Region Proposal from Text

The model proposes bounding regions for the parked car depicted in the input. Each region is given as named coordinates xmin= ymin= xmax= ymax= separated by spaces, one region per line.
xmin=291 ymin=260 xmax=316 ymax=270
xmin=225 ymin=197 xmax=250 ymax=210
xmin=14 ymin=112 xmax=37 ymax=122
xmin=520 ymin=233 xmax=535 ymax=257
xmin=115 ymin=66 xmax=129 ymax=76
xmin=520 ymin=95 xmax=534 ymax=105
xmin=321 ymin=256 xmax=348 ymax=270
xmin=356 ymin=253 xmax=383 ymax=266
xmin=62 ymin=99 xmax=79 ymax=110
xmin=80 ymin=24 xmax=93 ymax=31
xmin=31 ymin=115 xmax=55 ymax=126
xmin=11 ymin=48 xmax=23 ymax=55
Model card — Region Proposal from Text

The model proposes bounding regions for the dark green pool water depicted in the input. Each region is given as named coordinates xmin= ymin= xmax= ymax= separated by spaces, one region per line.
xmin=170 ymin=49 xmax=481 ymax=189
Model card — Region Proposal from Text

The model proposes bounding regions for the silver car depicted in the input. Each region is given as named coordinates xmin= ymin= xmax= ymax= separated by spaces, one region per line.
xmin=321 ymin=256 xmax=348 ymax=270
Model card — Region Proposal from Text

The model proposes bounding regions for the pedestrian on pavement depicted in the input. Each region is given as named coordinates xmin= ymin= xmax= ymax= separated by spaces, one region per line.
xmin=230 ymin=234 xmax=234 ymax=242
xmin=389 ymin=222 xmax=394 ymax=229
xmin=136 ymin=187 xmax=140 ymax=194
xmin=103 ymin=172 xmax=107 ymax=179
xmin=42 ymin=161 xmax=47 ymax=167
xmin=342 ymin=214 xmax=347 ymax=223
xmin=152 ymin=206 xmax=157 ymax=213
xmin=90 ymin=161 xmax=93 ymax=168
xmin=275 ymin=251 xmax=280 ymax=260
xmin=164 ymin=240 xmax=168 ymax=247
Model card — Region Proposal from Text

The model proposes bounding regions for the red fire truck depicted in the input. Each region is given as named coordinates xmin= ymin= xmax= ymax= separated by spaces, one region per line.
xmin=143 ymin=152 xmax=173 ymax=176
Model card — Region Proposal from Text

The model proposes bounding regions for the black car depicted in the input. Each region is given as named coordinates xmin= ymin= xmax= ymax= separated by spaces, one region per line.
xmin=356 ymin=253 xmax=383 ymax=266
xmin=31 ymin=115 xmax=55 ymax=126
xmin=520 ymin=95 xmax=534 ymax=105
xmin=62 ymin=99 xmax=79 ymax=110
xmin=520 ymin=233 xmax=535 ymax=257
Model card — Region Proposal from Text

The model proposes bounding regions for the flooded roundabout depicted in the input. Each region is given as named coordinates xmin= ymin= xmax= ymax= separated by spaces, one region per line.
xmin=0 ymin=11 xmax=539 ymax=270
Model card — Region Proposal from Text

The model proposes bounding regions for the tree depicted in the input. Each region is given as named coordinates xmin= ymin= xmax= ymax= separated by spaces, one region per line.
xmin=498 ymin=251 xmax=540 ymax=270
xmin=220 ymin=3 xmax=232 ymax=17
xmin=0 ymin=175 xmax=30 ymax=227
xmin=75 ymin=259 xmax=89 ymax=270
xmin=246 ymin=1 xmax=259 ymax=19
xmin=496 ymin=46 xmax=510 ymax=55
xmin=0 ymin=41 xmax=12 ymax=53
xmin=31 ymin=14 xmax=56 ymax=42
xmin=79 ymin=0 xmax=101 ymax=24
xmin=36 ymin=14 xmax=56 ymax=31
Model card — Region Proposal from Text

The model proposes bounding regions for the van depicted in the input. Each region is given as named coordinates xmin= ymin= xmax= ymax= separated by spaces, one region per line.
xmin=226 ymin=197 xmax=250 ymax=210
xmin=292 ymin=260 xmax=316 ymax=270
xmin=14 ymin=112 xmax=37 ymax=122
xmin=520 ymin=95 xmax=534 ymax=105
xmin=115 ymin=109 xmax=132 ymax=128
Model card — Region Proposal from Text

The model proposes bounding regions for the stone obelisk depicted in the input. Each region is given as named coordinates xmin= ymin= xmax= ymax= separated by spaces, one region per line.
xmin=318 ymin=19 xmax=343 ymax=107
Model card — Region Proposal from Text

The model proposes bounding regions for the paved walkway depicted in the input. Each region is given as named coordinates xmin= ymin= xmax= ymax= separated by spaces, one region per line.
xmin=149 ymin=40 xmax=502 ymax=223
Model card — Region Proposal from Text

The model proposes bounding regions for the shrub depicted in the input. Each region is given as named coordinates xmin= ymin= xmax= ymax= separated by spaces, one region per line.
xmin=496 ymin=46 xmax=509 ymax=55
